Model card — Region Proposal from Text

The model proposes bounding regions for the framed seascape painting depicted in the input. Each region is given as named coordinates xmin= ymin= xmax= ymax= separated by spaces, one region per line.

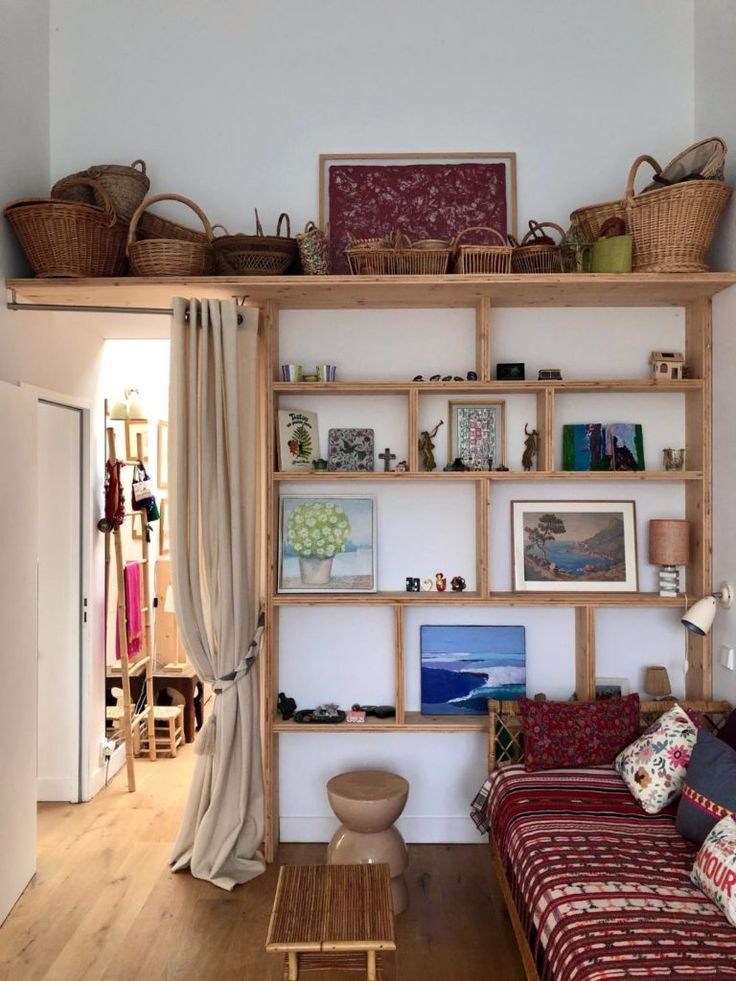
xmin=320 ymin=152 xmax=517 ymax=273
xmin=420 ymin=624 xmax=526 ymax=716
xmin=449 ymin=401 xmax=505 ymax=469
xmin=512 ymin=501 xmax=638 ymax=592
xmin=278 ymin=496 xmax=377 ymax=593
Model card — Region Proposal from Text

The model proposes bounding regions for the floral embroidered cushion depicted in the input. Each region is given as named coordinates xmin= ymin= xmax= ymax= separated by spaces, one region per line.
xmin=615 ymin=703 xmax=697 ymax=814
xmin=676 ymin=729 xmax=736 ymax=845
xmin=691 ymin=814 xmax=736 ymax=928
xmin=518 ymin=694 xmax=640 ymax=771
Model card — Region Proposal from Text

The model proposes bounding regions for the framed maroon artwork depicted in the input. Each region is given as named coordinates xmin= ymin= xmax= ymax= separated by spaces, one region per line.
xmin=319 ymin=152 xmax=517 ymax=273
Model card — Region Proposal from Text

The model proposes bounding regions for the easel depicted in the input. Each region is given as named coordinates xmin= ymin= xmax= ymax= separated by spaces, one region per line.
xmin=106 ymin=426 xmax=157 ymax=791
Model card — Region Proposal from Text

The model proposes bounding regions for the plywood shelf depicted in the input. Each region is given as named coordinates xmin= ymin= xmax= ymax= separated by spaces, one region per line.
xmin=272 ymin=591 xmax=684 ymax=608
xmin=274 ymin=470 xmax=703 ymax=482
xmin=274 ymin=379 xmax=703 ymax=395
xmin=8 ymin=272 xmax=736 ymax=311
xmin=272 ymin=711 xmax=488 ymax=733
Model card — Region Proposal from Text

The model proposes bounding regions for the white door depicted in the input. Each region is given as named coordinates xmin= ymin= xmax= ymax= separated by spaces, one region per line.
xmin=0 ymin=381 xmax=38 ymax=924
xmin=36 ymin=400 xmax=83 ymax=802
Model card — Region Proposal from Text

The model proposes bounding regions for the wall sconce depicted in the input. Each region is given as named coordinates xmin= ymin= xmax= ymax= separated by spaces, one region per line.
xmin=649 ymin=519 xmax=689 ymax=597
xmin=681 ymin=582 xmax=734 ymax=636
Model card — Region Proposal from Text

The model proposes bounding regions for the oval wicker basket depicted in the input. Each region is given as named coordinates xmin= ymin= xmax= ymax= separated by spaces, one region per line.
xmin=511 ymin=222 xmax=564 ymax=274
xmin=345 ymin=231 xmax=451 ymax=275
xmin=128 ymin=194 xmax=215 ymax=276
xmin=453 ymin=226 xmax=513 ymax=274
xmin=52 ymin=159 xmax=150 ymax=222
xmin=212 ymin=211 xmax=297 ymax=276
xmin=4 ymin=176 xmax=128 ymax=278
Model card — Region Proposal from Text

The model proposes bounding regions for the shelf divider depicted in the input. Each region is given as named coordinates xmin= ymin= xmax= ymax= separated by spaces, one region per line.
xmin=393 ymin=606 xmax=405 ymax=725
xmin=476 ymin=297 xmax=491 ymax=381
xmin=575 ymin=607 xmax=596 ymax=700
xmin=408 ymin=389 xmax=419 ymax=472
xmin=476 ymin=480 xmax=490 ymax=595
xmin=536 ymin=388 xmax=555 ymax=472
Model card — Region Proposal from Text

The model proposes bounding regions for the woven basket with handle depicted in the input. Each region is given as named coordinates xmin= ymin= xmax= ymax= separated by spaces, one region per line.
xmin=345 ymin=231 xmax=451 ymax=275
xmin=212 ymin=211 xmax=297 ymax=275
xmin=510 ymin=221 xmax=564 ymax=274
xmin=51 ymin=159 xmax=150 ymax=222
xmin=295 ymin=220 xmax=330 ymax=275
xmin=127 ymin=194 xmax=215 ymax=276
xmin=4 ymin=175 xmax=128 ymax=278
xmin=453 ymin=226 xmax=513 ymax=274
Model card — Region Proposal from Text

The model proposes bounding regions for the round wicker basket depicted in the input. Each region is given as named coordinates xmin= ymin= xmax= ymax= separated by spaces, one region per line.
xmin=52 ymin=160 xmax=150 ymax=222
xmin=127 ymin=194 xmax=215 ymax=277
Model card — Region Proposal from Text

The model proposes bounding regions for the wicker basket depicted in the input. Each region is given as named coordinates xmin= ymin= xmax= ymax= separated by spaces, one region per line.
xmin=52 ymin=159 xmax=150 ymax=222
xmin=453 ymin=226 xmax=512 ymax=274
xmin=128 ymin=194 xmax=215 ymax=276
xmin=511 ymin=222 xmax=564 ymax=274
xmin=212 ymin=211 xmax=297 ymax=276
xmin=346 ymin=231 xmax=451 ymax=275
xmin=136 ymin=209 xmax=208 ymax=244
xmin=623 ymin=154 xmax=732 ymax=272
xmin=642 ymin=137 xmax=727 ymax=191
xmin=4 ymin=176 xmax=128 ymax=278
xmin=296 ymin=220 xmax=330 ymax=275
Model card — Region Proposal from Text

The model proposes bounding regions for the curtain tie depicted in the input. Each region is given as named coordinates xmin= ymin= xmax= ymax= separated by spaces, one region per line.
xmin=195 ymin=611 xmax=265 ymax=756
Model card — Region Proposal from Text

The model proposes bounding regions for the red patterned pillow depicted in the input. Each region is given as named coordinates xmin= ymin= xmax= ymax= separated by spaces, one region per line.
xmin=519 ymin=694 xmax=641 ymax=771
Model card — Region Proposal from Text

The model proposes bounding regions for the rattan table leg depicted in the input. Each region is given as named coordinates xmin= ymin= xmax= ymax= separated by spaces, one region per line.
xmin=367 ymin=950 xmax=376 ymax=981
xmin=287 ymin=951 xmax=298 ymax=980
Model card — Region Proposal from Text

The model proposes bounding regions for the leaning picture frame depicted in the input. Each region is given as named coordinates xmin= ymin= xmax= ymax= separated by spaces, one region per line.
xmin=595 ymin=677 xmax=631 ymax=699
xmin=511 ymin=500 xmax=638 ymax=592
xmin=319 ymin=152 xmax=517 ymax=273
xmin=278 ymin=495 xmax=377 ymax=593
xmin=449 ymin=400 xmax=506 ymax=469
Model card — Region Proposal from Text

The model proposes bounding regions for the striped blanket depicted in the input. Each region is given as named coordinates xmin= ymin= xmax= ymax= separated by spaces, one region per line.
xmin=471 ymin=765 xmax=736 ymax=980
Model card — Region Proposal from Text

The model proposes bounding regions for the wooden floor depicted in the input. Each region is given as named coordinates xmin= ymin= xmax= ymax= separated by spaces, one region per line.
xmin=0 ymin=747 xmax=524 ymax=981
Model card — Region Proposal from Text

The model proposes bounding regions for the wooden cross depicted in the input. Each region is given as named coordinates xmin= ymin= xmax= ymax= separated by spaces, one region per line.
xmin=378 ymin=447 xmax=396 ymax=472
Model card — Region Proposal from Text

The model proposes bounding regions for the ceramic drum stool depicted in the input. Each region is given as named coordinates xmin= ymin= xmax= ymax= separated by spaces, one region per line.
xmin=326 ymin=769 xmax=410 ymax=914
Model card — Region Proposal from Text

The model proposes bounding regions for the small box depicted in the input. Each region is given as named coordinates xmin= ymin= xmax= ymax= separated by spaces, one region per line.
xmin=346 ymin=710 xmax=366 ymax=724
xmin=496 ymin=362 xmax=525 ymax=381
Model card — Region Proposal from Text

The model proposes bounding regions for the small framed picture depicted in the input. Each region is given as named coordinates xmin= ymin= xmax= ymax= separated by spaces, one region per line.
xmin=496 ymin=363 xmax=525 ymax=381
xmin=278 ymin=409 xmax=320 ymax=472
xmin=159 ymin=498 xmax=170 ymax=556
xmin=157 ymin=421 xmax=168 ymax=489
xmin=595 ymin=677 xmax=630 ymax=700
xmin=125 ymin=419 xmax=149 ymax=462
xmin=511 ymin=500 xmax=638 ymax=592
xmin=449 ymin=401 xmax=505 ymax=468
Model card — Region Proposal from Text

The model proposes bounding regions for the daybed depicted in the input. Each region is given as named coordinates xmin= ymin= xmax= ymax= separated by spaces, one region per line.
xmin=471 ymin=699 xmax=736 ymax=981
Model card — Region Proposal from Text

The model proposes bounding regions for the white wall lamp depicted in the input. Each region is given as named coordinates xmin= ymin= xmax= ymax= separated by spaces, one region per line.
xmin=681 ymin=582 xmax=734 ymax=636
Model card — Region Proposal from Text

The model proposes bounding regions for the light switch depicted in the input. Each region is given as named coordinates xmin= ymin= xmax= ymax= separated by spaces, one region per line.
xmin=720 ymin=644 xmax=735 ymax=670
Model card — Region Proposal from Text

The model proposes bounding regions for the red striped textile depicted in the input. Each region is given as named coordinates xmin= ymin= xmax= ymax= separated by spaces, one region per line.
xmin=472 ymin=766 xmax=736 ymax=979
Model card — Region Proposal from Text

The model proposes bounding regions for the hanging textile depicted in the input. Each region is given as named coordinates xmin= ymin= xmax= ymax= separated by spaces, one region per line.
xmin=104 ymin=458 xmax=125 ymax=527
xmin=168 ymin=297 xmax=265 ymax=889
xmin=115 ymin=561 xmax=143 ymax=660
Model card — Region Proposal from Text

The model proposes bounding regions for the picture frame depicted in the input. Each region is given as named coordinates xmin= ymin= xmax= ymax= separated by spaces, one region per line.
xmin=319 ymin=152 xmax=517 ymax=273
xmin=278 ymin=409 xmax=320 ymax=472
xmin=562 ymin=423 xmax=645 ymax=472
xmin=496 ymin=363 xmax=525 ymax=381
xmin=595 ymin=677 xmax=631 ymax=700
xmin=328 ymin=428 xmax=375 ymax=472
xmin=420 ymin=624 xmax=526 ymax=715
xmin=125 ymin=418 xmax=149 ymax=462
xmin=278 ymin=495 xmax=377 ymax=593
xmin=449 ymin=400 xmax=506 ymax=468
xmin=511 ymin=500 xmax=638 ymax=592
xmin=157 ymin=420 xmax=168 ymax=489
xmin=159 ymin=498 xmax=169 ymax=556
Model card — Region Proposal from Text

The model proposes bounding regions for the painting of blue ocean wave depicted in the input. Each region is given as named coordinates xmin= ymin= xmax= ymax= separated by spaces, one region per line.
xmin=420 ymin=624 xmax=526 ymax=715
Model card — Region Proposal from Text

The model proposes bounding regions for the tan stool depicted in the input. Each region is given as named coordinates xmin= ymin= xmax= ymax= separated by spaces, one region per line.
xmin=137 ymin=705 xmax=184 ymax=757
xmin=326 ymin=769 xmax=409 ymax=914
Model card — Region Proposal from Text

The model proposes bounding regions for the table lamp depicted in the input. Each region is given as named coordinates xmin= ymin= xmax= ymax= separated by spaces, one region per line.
xmin=649 ymin=519 xmax=690 ymax=597
xmin=645 ymin=665 xmax=672 ymax=700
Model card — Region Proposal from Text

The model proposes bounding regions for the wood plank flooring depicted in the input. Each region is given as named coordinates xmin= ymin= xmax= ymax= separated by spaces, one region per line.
xmin=0 ymin=747 xmax=524 ymax=980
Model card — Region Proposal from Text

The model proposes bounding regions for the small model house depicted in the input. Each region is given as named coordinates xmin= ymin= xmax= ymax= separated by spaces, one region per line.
xmin=650 ymin=351 xmax=686 ymax=381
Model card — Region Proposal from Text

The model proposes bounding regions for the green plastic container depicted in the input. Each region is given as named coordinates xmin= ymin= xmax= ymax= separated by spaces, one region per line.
xmin=591 ymin=234 xmax=633 ymax=273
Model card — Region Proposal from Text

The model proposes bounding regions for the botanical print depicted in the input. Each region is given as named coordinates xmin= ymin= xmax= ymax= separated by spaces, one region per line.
xmin=278 ymin=496 xmax=376 ymax=593
xmin=328 ymin=428 xmax=375 ymax=471
xmin=562 ymin=422 xmax=645 ymax=472
xmin=513 ymin=501 xmax=638 ymax=591
xmin=278 ymin=410 xmax=320 ymax=472
xmin=420 ymin=625 xmax=525 ymax=715
xmin=450 ymin=401 xmax=505 ymax=468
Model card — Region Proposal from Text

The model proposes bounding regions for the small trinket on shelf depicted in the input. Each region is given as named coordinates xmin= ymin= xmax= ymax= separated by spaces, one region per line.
xmin=302 ymin=373 xmax=319 ymax=382
xmin=650 ymin=351 xmax=685 ymax=382
xmin=522 ymin=424 xmax=539 ymax=472
xmin=466 ymin=371 xmax=478 ymax=381
xmin=450 ymin=576 xmax=466 ymax=592
xmin=496 ymin=363 xmax=525 ymax=381
xmin=413 ymin=374 xmax=424 ymax=381
xmin=316 ymin=363 xmax=337 ymax=382
xmin=312 ymin=458 xmax=329 ymax=471
xmin=277 ymin=692 xmax=297 ymax=720
xmin=421 ymin=577 xmax=433 ymax=591
xmin=419 ymin=420 xmax=443 ymax=471
xmin=395 ymin=459 xmax=408 ymax=472
xmin=430 ymin=374 xmax=441 ymax=381
xmin=435 ymin=572 xmax=447 ymax=592
xmin=495 ymin=464 xmax=510 ymax=472
xmin=405 ymin=577 xmax=420 ymax=592
xmin=443 ymin=457 xmax=468 ymax=472
xmin=346 ymin=708 xmax=366 ymax=724
xmin=378 ymin=447 xmax=396 ymax=472
xmin=538 ymin=368 xmax=562 ymax=381
xmin=663 ymin=448 xmax=686 ymax=471
xmin=281 ymin=364 xmax=303 ymax=382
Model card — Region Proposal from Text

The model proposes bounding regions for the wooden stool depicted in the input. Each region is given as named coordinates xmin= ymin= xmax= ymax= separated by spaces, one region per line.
xmin=137 ymin=705 xmax=184 ymax=757
xmin=327 ymin=770 xmax=410 ymax=914
xmin=266 ymin=864 xmax=395 ymax=980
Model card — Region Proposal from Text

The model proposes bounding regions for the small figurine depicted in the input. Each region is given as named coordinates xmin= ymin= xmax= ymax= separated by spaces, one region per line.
xmin=277 ymin=692 xmax=297 ymax=720
xmin=378 ymin=447 xmax=396 ymax=472
xmin=443 ymin=456 xmax=468 ymax=472
xmin=395 ymin=460 xmax=408 ymax=472
xmin=419 ymin=420 xmax=444 ymax=472
xmin=405 ymin=577 xmax=420 ymax=592
xmin=451 ymin=576 xmax=466 ymax=592
xmin=421 ymin=577 xmax=434 ymax=591
xmin=650 ymin=350 xmax=685 ymax=381
xmin=429 ymin=374 xmax=441 ymax=381
xmin=436 ymin=572 xmax=447 ymax=592
xmin=466 ymin=370 xmax=478 ymax=381
xmin=413 ymin=374 xmax=424 ymax=381
xmin=522 ymin=423 xmax=539 ymax=472
xmin=312 ymin=458 xmax=329 ymax=471
xmin=495 ymin=464 xmax=510 ymax=472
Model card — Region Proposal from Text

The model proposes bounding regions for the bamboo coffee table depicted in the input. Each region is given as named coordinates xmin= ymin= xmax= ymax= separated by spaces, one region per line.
xmin=266 ymin=864 xmax=396 ymax=980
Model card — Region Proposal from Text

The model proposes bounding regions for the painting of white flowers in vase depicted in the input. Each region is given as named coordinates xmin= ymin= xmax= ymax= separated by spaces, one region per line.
xmin=278 ymin=496 xmax=377 ymax=592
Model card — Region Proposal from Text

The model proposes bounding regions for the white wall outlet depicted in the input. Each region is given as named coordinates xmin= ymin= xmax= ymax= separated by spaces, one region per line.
xmin=101 ymin=737 xmax=117 ymax=763
xmin=720 ymin=644 xmax=735 ymax=670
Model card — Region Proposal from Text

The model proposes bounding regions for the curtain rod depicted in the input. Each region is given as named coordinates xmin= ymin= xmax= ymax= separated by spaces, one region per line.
xmin=6 ymin=300 xmax=245 ymax=323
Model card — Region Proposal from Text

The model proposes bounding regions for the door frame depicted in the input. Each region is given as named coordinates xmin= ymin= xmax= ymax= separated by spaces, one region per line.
xmin=23 ymin=385 xmax=92 ymax=802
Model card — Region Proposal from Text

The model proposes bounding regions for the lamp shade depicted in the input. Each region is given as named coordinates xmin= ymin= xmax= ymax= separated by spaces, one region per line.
xmin=645 ymin=665 xmax=672 ymax=697
xmin=649 ymin=519 xmax=690 ymax=565
xmin=682 ymin=595 xmax=717 ymax=636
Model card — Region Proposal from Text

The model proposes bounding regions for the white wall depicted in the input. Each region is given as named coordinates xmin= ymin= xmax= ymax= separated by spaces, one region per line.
xmin=695 ymin=0 xmax=736 ymax=705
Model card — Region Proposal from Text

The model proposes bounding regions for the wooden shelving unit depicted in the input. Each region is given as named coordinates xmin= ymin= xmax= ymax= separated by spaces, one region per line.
xmin=9 ymin=273 xmax=733 ymax=862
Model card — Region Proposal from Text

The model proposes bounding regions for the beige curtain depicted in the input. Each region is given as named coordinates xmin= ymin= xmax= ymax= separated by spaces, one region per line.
xmin=168 ymin=297 xmax=265 ymax=889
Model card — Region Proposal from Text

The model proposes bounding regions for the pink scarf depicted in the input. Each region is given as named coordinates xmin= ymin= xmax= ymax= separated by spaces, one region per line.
xmin=116 ymin=561 xmax=143 ymax=659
